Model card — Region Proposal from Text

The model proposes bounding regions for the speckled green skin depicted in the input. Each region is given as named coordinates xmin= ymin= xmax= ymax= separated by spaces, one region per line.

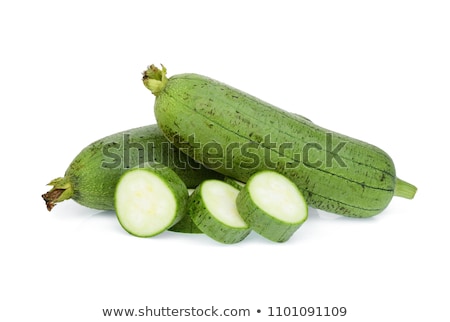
xmin=236 ymin=172 xmax=308 ymax=243
xmin=188 ymin=181 xmax=251 ymax=244
xmin=224 ymin=177 xmax=245 ymax=191
xmin=48 ymin=125 xmax=222 ymax=210
xmin=115 ymin=164 xmax=189 ymax=237
xmin=169 ymin=212 xmax=202 ymax=234
xmin=153 ymin=74 xmax=400 ymax=218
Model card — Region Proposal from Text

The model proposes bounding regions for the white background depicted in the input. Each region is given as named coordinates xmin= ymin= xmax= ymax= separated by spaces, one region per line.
xmin=1 ymin=1 xmax=449 ymax=321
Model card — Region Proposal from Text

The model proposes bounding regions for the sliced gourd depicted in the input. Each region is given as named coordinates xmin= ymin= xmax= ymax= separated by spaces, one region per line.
xmin=189 ymin=180 xmax=251 ymax=244
xmin=115 ymin=163 xmax=188 ymax=237
xmin=236 ymin=170 xmax=308 ymax=242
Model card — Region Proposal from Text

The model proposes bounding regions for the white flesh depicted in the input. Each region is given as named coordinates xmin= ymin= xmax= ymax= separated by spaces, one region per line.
xmin=249 ymin=171 xmax=307 ymax=224
xmin=201 ymin=181 xmax=247 ymax=228
xmin=116 ymin=169 xmax=177 ymax=236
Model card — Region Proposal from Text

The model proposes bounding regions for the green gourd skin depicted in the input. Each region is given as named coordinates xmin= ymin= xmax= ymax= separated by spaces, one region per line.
xmin=42 ymin=124 xmax=222 ymax=211
xmin=143 ymin=65 xmax=417 ymax=218
xmin=169 ymin=189 xmax=203 ymax=234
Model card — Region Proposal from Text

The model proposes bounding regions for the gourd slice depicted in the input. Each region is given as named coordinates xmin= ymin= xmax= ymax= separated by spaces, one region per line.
xmin=115 ymin=163 xmax=188 ymax=237
xmin=189 ymin=180 xmax=251 ymax=244
xmin=236 ymin=170 xmax=308 ymax=242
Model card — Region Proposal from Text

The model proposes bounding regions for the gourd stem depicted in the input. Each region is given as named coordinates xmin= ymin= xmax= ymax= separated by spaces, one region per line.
xmin=42 ymin=177 xmax=74 ymax=211
xmin=394 ymin=178 xmax=417 ymax=199
xmin=142 ymin=64 xmax=168 ymax=96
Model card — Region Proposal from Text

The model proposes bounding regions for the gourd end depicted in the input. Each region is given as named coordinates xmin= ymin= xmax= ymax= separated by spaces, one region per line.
xmin=394 ymin=178 xmax=417 ymax=199
xmin=42 ymin=177 xmax=74 ymax=211
xmin=142 ymin=64 xmax=168 ymax=96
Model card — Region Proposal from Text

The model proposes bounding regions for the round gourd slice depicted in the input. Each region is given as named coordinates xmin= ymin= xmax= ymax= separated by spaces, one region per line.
xmin=236 ymin=170 xmax=308 ymax=242
xmin=189 ymin=180 xmax=250 ymax=244
xmin=115 ymin=163 xmax=188 ymax=237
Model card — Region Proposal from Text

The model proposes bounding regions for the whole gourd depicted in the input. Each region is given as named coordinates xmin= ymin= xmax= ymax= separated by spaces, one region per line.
xmin=143 ymin=65 xmax=417 ymax=218
xmin=42 ymin=124 xmax=222 ymax=212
